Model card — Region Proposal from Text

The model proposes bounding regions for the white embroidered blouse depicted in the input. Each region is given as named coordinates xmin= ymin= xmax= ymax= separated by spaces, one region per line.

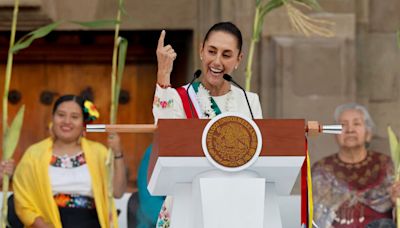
xmin=152 ymin=83 xmax=263 ymax=122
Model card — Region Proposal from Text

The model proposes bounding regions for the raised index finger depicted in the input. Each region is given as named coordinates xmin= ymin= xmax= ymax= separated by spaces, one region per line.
xmin=157 ymin=30 xmax=165 ymax=49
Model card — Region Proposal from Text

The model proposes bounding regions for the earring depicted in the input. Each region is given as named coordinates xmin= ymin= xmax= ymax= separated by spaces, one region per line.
xmin=235 ymin=65 xmax=238 ymax=70
xmin=200 ymin=57 xmax=203 ymax=61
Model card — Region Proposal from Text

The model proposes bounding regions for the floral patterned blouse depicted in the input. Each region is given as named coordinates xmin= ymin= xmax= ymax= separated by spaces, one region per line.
xmin=49 ymin=152 xmax=94 ymax=206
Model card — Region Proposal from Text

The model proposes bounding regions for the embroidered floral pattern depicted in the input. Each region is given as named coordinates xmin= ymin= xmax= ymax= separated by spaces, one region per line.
xmin=157 ymin=203 xmax=171 ymax=228
xmin=154 ymin=96 xmax=173 ymax=109
xmin=50 ymin=152 xmax=86 ymax=168
xmin=54 ymin=193 xmax=96 ymax=209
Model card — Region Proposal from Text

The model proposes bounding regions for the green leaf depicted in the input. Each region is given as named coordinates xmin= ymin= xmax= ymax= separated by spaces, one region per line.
xmin=114 ymin=37 xmax=128 ymax=112
xmin=70 ymin=19 xmax=119 ymax=28
xmin=296 ymin=0 xmax=321 ymax=10
xmin=388 ymin=126 xmax=400 ymax=170
xmin=260 ymin=0 xmax=283 ymax=18
xmin=2 ymin=106 xmax=25 ymax=160
xmin=397 ymin=29 xmax=400 ymax=49
xmin=12 ymin=22 xmax=62 ymax=53
xmin=11 ymin=20 xmax=120 ymax=53
xmin=253 ymin=0 xmax=284 ymax=41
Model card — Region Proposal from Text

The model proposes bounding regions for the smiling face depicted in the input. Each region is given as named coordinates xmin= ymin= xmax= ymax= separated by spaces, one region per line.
xmin=336 ymin=109 xmax=371 ymax=150
xmin=200 ymin=31 xmax=243 ymax=91
xmin=52 ymin=101 xmax=84 ymax=143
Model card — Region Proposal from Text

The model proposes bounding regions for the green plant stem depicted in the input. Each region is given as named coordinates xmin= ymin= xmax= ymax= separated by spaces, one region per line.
xmin=3 ymin=0 xmax=19 ymax=138
xmin=245 ymin=39 xmax=257 ymax=91
xmin=396 ymin=171 xmax=400 ymax=228
xmin=1 ymin=0 xmax=19 ymax=227
xmin=107 ymin=3 xmax=122 ymax=227
xmin=110 ymin=10 xmax=121 ymax=124
xmin=245 ymin=6 xmax=260 ymax=91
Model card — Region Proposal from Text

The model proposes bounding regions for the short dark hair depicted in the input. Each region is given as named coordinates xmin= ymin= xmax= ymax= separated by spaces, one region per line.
xmin=202 ymin=22 xmax=243 ymax=54
xmin=52 ymin=95 xmax=89 ymax=121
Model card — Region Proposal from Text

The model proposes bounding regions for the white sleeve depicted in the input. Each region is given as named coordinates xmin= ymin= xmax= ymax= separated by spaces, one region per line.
xmin=152 ymin=84 xmax=186 ymax=123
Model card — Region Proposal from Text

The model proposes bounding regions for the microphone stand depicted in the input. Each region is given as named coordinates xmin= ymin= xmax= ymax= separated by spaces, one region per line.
xmin=223 ymin=74 xmax=254 ymax=119
xmin=186 ymin=69 xmax=201 ymax=118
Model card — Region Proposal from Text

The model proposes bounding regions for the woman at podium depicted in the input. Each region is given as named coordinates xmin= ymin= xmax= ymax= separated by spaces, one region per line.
xmin=152 ymin=22 xmax=263 ymax=227
xmin=153 ymin=21 xmax=262 ymax=120
xmin=312 ymin=103 xmax=395 ymax=228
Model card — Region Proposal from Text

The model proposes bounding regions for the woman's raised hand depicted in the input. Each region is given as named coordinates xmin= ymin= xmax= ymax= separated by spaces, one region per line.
xmin=0 ymin=159 xmax=14 ymax=177
xmin=156 ymin=30 xmax=177 ymax=86
xmin=107 ymin=133 xmax=123 ymax=156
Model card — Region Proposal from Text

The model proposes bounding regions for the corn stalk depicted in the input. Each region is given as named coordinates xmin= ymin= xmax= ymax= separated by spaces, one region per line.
xmin=106 ymin=0 xmax=128 ymax=226
xmin=388 ymin=126 xmax=400 ymax=228
xmin=245 ymin=0 xmax=334 ymax=91
xmin=1 ymin=0 xmax=26 ymax=227
xmin=245 ymin=0 xmax=282 ymax=91
xmin=392 ymin=34 xmax=400 ymax=228
xmin=393 ymin=32 xmax=400 ymax=228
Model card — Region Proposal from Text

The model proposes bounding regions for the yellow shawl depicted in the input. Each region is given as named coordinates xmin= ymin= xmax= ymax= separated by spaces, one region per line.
xmin=13 ymin=137 xmax=118 ymax=228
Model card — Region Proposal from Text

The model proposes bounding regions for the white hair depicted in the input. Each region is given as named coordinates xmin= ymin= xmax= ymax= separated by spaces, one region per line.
xmin=333 ymin=103 xmax=375 ymax=132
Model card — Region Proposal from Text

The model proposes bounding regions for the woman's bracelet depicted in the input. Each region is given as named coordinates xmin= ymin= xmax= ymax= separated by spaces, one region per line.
xmin=114 ymin=153 xmax=124 ymax=159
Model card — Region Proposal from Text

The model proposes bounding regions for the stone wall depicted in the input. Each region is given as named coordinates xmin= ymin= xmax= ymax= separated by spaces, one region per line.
xmin=2 ymin=0 xmax=399 ymax=163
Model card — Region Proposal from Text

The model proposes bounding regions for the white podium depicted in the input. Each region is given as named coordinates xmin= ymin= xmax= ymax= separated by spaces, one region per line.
xmin=148 ymin=119 xmax=306 ymax=228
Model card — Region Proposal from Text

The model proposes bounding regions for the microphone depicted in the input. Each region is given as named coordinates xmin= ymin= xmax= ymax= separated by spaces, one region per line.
xmin=186 ymin=69 xmax=202 ymax=118
xmin=223 ymin=74 xmax=254 ymax=119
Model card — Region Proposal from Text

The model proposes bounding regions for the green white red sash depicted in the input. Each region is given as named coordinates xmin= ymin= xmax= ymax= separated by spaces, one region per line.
xmin=176 ymin=82 xmax=222 ymax=119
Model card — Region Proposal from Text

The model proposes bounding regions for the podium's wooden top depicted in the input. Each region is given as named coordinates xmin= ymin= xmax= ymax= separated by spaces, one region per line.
xmin=149 ymin=119 xmax=306 ymax=180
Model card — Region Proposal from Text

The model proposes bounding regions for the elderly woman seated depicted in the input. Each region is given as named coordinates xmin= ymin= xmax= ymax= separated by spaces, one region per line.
xmin=312 ymin=103 xmax=395 ymax=228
